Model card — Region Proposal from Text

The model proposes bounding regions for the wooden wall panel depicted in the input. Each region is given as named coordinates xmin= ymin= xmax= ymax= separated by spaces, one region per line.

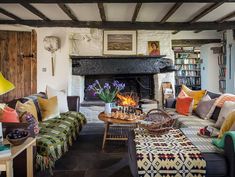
xmin=0 ymin=30 xmax=37 ymax=102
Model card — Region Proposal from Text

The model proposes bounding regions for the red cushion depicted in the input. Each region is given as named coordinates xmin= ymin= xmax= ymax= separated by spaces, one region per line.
xmin=1 ymin=106 xmax=19 ymax=123
xmin=176 ymin=97 xmax=194 ymax=116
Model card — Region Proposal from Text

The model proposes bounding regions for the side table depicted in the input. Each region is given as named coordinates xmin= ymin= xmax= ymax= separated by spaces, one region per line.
xmin=0 ymin=137 xmax=36 ymax=177
xmin=98 ymin=112 xmax=140 ymax=150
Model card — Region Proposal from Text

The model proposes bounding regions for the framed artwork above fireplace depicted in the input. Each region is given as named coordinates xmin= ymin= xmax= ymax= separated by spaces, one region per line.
xmin=103 ymin=30 xmax=137 ymax=55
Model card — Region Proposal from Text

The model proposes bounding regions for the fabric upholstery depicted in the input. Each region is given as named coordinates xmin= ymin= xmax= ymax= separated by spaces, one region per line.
xmin=215 ymin=101 xmax=235 ymax=128
xmin=0 ymin=106 xmax=19 ymax=123
xmin=219 ymin=111 xmax=235 ymax=138
xmin=46 ymin=86 xmax=69 ymax=113
xmin=176 ymin=96 xmax=194 ymax=116
xmin=19 ymin=112 xmax=39 ymax=136
xmin=38 ymin=96 xmax=60 ymax=121
xmin=16 ymin=99 xmax=38 ymax=121
xmin=216 ymin=93 xmax=235 ymax=108
xmin=210 ymin=106 xmax=221 ymax=121
xmin=206 ymin=91 xmax=221 ymax=99
xmin=181 ymin=84 xmax=206 ymax=110
xmin=195 ymin=97 xmax=216 ymax=119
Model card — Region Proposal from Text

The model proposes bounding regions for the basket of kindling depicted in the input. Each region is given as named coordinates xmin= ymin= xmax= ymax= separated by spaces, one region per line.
xmin=138 ymin=108 xmax=175 ymax=135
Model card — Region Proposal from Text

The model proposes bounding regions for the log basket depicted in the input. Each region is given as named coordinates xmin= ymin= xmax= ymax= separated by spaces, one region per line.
xmin=138 ymin=108 xmax=175 ymax=135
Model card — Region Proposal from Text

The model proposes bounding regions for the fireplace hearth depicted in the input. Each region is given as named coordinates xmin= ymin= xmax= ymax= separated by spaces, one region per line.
xmin=85 ymin=74 xmax=154 ymax=101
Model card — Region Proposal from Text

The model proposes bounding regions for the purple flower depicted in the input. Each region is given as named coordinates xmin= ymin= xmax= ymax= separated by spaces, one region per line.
xmin=87 ymin=85 xmax=94 ymax=91
xmin=97 ymin=88 xmax=103 ymax=94
xmin=117 ymin=83 xmax=125 ymax=90
xmin=104 ymin=83 xmax=111 ymax=89
xmin=95 ymin=80 xmax=99 ymax=84
xmin=93 ymin=92 xmax=97 ymax=96
xmin=112 ymin=80 xmax=119 ymax=87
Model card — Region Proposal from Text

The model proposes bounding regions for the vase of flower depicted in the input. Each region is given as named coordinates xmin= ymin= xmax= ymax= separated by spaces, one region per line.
xmin=104 ymin=103 xmax=112 ymax=116
xmin=87 ymin=80 xmax=125 ymax=116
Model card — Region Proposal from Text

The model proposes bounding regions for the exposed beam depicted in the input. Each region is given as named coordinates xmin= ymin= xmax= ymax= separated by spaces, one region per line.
xmin=190 ymin=2 xmax=224 ymax=23
xmin=58 ymin=3 xmax=78 ymax=21
xmin=172 ymin=39 xmax=221 ymax=46
xmin=20 ymin=3 xmax=50 ymax=21
xmin=97 ymin=3 xmax=106 ymax=22
xmin=172 ymin=30 xmax=180 ymax=34
xmin=132 ymin=3 xmax=142 ymax=22
xmin=217 ymin=11 xmax=235 ymax=23
xmin=0 ymin=7 xmax=22 ymax=21
xmin=160 ymin=3 xmax=183 ymax=23
xmin=1 ymin=20 xmax=235 ymax=30
xmin=0 ymin=0 xmax=235 ymax=3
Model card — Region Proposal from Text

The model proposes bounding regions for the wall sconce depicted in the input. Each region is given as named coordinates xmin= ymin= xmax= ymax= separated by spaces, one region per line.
xmin=43 ymin=36 xmax=60 ymax=76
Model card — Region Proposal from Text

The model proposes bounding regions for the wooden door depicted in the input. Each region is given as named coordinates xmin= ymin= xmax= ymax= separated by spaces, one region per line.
xmin=0 ymin=30 xmax=37 ymax=102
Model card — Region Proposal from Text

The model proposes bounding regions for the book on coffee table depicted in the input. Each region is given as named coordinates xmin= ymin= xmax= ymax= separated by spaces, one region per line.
xmin=0 ymin=144 xmax=11 ymax=158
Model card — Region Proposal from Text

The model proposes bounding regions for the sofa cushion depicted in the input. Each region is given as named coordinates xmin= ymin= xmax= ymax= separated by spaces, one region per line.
xmin=215 ymin=101 xmax=235 ymax=128
xmin=211 ymin=106 xmax=221 ymax=121
xmin=207 ymin=91 xmax=221 ymax=99
xmin=216 ymin=93 xmax=235 ymax=108
xmin=176 ymin=96 xmax=194 ymax=116
xmin=182 ymin=84 xmax=206 ymax=110
xmin=219 ymin=111 xmax=235 ymax=138
xmin=195 ymin=97 xmax=216 ymax=119
xmin=16 ymin=99 xmax=38 ymax=121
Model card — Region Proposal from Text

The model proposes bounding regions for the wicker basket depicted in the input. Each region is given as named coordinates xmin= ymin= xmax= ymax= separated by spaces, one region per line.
xmin=138 ymin=108 xmax=175 ymax=135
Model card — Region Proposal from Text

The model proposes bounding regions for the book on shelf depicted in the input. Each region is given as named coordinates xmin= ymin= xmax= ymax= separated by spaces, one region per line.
xmin=218 ymin=55 xmax=226 ymax=65
xmin=219 ymin=80 xmax=226 ymax=90
xmin=0 ymin=144 xmax=11 ymax=158
xmin=219 ymin=68 xmax=226 ymax=77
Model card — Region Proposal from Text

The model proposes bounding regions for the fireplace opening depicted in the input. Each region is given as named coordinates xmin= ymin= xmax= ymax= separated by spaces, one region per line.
xmin=84 ymin=74 xmax=154 ymax=101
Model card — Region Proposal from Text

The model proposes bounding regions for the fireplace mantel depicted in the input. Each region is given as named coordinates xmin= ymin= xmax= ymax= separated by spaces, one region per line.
xmin=70 ymin=55 xmax=175 ymax=76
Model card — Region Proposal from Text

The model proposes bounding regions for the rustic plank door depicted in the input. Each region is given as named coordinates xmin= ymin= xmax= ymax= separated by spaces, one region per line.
xmin=0 ymin=30 xmax=37 ymax=102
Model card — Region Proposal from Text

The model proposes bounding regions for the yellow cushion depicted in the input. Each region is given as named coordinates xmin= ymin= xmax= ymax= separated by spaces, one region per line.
xmin=16 ymin=100 xmax=38 ymax=121
xmin=38 ymin=96 xmax=60 ymax=121
xmin=219 ymin=111 xmax=235 ymax=138
xmin=181 ymin=84 xmax=206 ymax=110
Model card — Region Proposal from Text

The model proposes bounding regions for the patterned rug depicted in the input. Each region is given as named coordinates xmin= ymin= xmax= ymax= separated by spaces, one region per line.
xmin=134 ymin=128 xmax=206 ymax=177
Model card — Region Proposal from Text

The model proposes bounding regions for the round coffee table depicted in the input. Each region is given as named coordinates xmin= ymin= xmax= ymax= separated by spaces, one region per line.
xmin=98 ymin=112 xmax=140 ymax=150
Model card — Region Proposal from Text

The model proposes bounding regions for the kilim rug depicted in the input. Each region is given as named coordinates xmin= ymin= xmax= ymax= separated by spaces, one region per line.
xmin=134 ymin=128 xmax=206 ymax=177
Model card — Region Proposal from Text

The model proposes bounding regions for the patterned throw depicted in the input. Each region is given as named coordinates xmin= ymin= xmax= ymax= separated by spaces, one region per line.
xmin=134 ymin=128 xmax=206 ymax=177
xmin=36 ymin=111 xmax=86 ymax=173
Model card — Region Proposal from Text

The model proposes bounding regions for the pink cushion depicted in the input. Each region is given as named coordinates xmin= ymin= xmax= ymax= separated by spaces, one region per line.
xmin=1 ymin=107 xmax=19 ymax=123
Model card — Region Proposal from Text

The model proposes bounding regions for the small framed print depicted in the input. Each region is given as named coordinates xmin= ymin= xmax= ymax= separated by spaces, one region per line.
xmin=103 ymin=30 xmax=137 ymax=55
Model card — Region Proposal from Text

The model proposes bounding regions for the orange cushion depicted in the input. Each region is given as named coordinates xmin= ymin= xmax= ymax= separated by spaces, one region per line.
xmin=176 ymin=97 xmax=194 ymax=116
xmin=0 ymin=106 xmax=19 ymax=123
xmin=216 ymin=94 xmax=235 ymax=108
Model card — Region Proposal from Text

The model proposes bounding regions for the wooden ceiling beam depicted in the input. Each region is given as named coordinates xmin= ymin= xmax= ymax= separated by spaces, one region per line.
xmin=58 ymin=3 xmax=78 ymax=21
xmin=217 ymin=11 xmax=235 ymax=23
xmin=160 ymin=2 xmax=183 ymax=23
xmin=132 ymin=3 xmax=142 ymax=22
xmin=97 ymin=3 xmax=106 ymax=22
xmin=0 ymin=7 xmax=22 ymax=21
xmin=1 ymin=20 xmax=234 ymax=30
xmin=20 ymin=3 xmax=50 ymax=21
xmin=189 ymin=2 xmax=224 ymax=23
xmin=0 ymin=0 xmax=234 ymax=3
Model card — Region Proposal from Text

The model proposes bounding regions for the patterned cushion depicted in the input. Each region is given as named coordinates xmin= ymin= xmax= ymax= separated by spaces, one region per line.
xmin=216 ymin=93 xmax=235 ymax=108
xmin=36 ymin=111 xmax=86 ymax=173
xmin=20 ymin=112 xmax=39 ymax=136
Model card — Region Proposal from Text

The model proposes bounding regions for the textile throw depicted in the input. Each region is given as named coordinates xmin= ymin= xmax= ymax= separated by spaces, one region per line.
xmin=134 ymin=128 xmax=206 ymax=177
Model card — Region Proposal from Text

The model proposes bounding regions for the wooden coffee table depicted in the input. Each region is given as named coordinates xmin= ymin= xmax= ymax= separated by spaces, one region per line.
xmin=98 ymin=112 xmax=140 ymax=150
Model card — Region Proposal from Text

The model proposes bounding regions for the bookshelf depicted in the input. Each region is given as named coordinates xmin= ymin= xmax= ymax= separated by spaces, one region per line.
xmin=218 ymin=31 xmax=227 ymax=93
xmin=173 ymin=47 xmax=201 ymax=95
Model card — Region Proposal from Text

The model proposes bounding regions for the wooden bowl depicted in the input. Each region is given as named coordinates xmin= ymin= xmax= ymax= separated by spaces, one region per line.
xmin=6 ymin=130 xmax=29 ymax=146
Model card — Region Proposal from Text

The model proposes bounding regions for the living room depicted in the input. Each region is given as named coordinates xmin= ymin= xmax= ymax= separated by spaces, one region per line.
xmin=0 ymin=1 xmax=235 ymax=177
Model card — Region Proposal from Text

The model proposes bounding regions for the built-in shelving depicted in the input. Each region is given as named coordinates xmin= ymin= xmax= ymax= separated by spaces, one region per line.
xmin=173 ymin=47 xmax=201 ymax=95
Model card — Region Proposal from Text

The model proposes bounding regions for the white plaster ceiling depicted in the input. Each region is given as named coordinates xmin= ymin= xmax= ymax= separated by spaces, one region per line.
xmin=198 ymin=3 xmax=235 ymax=22
xmin=67 ymin=4 xmax=101 ymax=21
xmin=0 ymin=4 xmax=41 ymax=20
xmin=31 ymin=4 xmax=71 ymax=20
xmin=104 ymin=3 xmax=136 ymax=21
xmin=136 ymin=3 xmax=174 ymax=22
xmin=167 ymin=3 xmax=212 ymax=22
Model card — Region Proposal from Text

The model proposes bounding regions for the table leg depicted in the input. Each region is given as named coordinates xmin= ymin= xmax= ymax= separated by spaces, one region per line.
xmin=102 ymin=122 xmax=110 ymax=150
xmin=6 ymin=160 xmax=13 ymax=177
xmin=27 ymin=144 xmax=34 ymax=177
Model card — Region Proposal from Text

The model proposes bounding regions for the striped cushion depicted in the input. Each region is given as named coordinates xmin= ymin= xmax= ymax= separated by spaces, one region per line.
xmin=216 ymin=94 xmax=235 ymax=107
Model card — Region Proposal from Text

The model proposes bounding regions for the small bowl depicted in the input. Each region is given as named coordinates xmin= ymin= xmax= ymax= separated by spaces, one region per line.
xmin=6 ymin=130 xmax=29 ymax=146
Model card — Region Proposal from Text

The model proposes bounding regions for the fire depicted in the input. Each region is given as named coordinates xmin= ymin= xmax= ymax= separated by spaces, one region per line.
xmin=116 ymin=93 xmax=137 ymax=107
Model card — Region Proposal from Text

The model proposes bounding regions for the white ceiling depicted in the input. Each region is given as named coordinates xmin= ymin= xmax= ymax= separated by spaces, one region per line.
xmin=0 ymin=3 xmax=234 ymax=22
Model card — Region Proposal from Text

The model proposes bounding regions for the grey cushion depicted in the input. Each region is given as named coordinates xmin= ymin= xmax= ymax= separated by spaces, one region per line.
xmin=195 ymin=98 xmax=216 ymax=119
xmin=207 ymin=91 xmax=221 ymax=99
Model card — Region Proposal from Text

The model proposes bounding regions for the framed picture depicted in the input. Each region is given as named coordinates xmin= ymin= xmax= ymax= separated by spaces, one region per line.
xmin=148 ymin=41 xmax=160 ymax=56
xmin=103 ymin=30 xmax=137 ymax=55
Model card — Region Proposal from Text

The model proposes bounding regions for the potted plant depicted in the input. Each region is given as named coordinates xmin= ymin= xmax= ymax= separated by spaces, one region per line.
xmin=87 ymin=80 xmax=125 ymax=116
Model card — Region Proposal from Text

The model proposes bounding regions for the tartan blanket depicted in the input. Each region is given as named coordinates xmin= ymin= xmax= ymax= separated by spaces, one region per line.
xmin=36 ymin=111 xmax=86 ymax=173
xmin=134 ymin=128 xmax=206 ymax=177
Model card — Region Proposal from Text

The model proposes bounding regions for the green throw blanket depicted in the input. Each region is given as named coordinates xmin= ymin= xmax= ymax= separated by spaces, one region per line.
xmin=36 ymin=111 xmax=86 ymax=174
xmin=212 ymin=131 xmax=235 ymax=150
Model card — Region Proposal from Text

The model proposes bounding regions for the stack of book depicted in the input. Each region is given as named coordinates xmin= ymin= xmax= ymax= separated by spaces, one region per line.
xmin=0 ymin=144 xmax=11 ymax=158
